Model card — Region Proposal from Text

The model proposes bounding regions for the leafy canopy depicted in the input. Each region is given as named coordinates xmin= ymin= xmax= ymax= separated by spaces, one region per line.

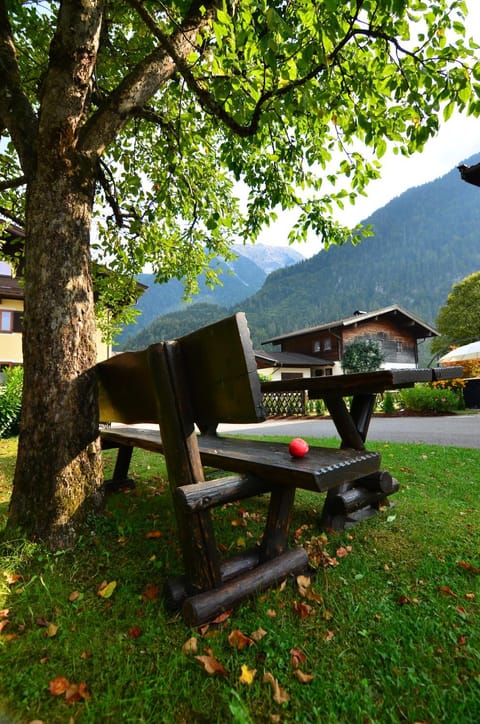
xmin=1 ymin=0 xmax=479 ymax=296
xmin=432 ymin=271 xmax=480 ymax=355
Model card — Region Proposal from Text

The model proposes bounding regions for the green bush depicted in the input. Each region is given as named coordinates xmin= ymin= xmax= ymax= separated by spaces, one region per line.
xmin=398 ymin=384 xmax=462 ymax=414
xmin=381 ymin=390 xmax=396 ymax=414
xmin=0 ymin=366 xmax=23 ymax=438
xmin=342 ymin=339 xmax=384 ymax=373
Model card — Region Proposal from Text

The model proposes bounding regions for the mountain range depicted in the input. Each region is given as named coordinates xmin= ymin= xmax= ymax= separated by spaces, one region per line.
xmin=115 ymin=243 xmax=303 ymax=346
xmin=116 ymin=155 xmax=480 ymax=352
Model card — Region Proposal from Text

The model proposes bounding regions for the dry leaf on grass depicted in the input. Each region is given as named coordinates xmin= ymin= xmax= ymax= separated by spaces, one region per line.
xmin=239 ymin=664 xmax=257 ymax=685
xmin=294 ymin=669 xmax=314 ymax=683
xmin=263 ymin=672 xmax=290 ymax=705
xmin=97 ymin=580 xmax=117 ymax=599
xmin=250 ymin=627 xmax=267 ymax=642
xmin=195 ymin=655 xmax=228 ymax=676
xmin=182 ymin=637 xmax=198 ymax=655
xmin=228 ymin=629 xmax=253 ymax=649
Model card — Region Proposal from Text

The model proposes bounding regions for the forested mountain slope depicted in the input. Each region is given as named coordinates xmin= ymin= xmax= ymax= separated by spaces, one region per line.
xmin=237 ymin=160 xmax=480 ymax=346
xmin=118 ymin=158 xmax=480 ymax=350
xmin=117 ymin=244 xmax=303 ymax=347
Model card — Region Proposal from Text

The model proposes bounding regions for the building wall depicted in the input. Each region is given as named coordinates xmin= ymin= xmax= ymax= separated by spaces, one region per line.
xmin=343 ymin=318 xmax=417 ymax=367
xmin=278 ymin=317 xmax=419 ymax=370
xmin=1 ymin=296 xmax=111 ymax=365
xmin=0 ymin=298 xmax=23 ymax=366
xmin=280 ymin=330 xmax=340 ymax=363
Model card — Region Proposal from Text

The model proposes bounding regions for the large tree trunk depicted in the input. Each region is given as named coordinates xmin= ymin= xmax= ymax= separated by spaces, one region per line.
xmin=8 ymin=154 xmax=104 ymax=548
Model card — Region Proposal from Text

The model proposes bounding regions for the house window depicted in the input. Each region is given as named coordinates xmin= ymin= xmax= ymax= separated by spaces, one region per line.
xmin=313 ymin=340 xmax=321 ymax=353
xmin=0 ymin=311 xmax=13 ymax=332
xmin=314 ymin=369 xmax=324 ymax=377
xmin=323 ymin=336 xmax=332 ymax=351
xmin=281 ymin=372 xmax=303 ymax=380
xmin=325 ymin=368 xmax=333 ymax=376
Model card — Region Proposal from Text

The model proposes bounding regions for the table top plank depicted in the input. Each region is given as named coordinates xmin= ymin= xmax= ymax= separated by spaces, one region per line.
xmin=261 ymin=367 xmax=463 ymax=397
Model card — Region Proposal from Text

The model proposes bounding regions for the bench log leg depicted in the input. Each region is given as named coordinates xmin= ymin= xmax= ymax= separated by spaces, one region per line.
xmin=320 ymin=471 xmax=399 ymax=530
xmin=259 ymin=486 xmax=296 ymax=561
xmin=182 ymin=547 xmax=309 ymax=626
xmin=104 ymin=444 xmax=135 ymax=492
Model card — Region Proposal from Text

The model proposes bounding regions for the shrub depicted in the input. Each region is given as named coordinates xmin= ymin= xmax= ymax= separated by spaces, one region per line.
xmin=0 ymin=366 xmax=23 ymax=438
xmin=342 ymin=340 xmax=384 ymax=373
xmin=381 ymin=391 xmax=396 ymax=414
xmin=398 ymin=384 xmax=462 ymax=414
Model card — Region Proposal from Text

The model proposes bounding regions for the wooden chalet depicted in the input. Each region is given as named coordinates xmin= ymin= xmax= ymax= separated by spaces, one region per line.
xmin=258 ymin=305 xmax=438 ymax=380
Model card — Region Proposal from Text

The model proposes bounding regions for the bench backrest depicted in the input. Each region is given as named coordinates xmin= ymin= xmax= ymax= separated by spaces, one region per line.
xmin=97 ymin=312 xmax=265 ymax=428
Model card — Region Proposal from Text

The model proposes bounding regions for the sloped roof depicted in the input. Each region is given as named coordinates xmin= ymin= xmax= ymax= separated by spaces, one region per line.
xmin=255 ymin=350 xmax=330 ymax=367
xmin=262 ymin=305 xmax=438 ymax=345
xmin=0 ymin=274 xmax=23 ymax=300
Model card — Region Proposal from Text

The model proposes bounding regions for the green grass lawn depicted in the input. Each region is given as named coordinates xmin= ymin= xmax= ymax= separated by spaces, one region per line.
xmin=0 ymin=435 xmax=479 ymax=723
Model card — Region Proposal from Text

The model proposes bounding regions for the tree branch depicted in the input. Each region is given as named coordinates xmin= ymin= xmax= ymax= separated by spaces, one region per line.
xmin=0 ymin=175 xmax=27 ymax=192
xmin=79 ymin=0 xmax=218 ymax=157
xmin=0 ymin=0 xmax=38 ymax=177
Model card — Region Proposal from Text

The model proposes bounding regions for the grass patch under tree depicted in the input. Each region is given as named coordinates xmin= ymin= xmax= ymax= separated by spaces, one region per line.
xmin=0 ymin=435 xmax=479 ymax=723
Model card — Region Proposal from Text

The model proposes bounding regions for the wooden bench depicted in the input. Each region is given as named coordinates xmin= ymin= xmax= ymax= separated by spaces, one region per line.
xmin=97 ymin=313 xmax=381 ymax=625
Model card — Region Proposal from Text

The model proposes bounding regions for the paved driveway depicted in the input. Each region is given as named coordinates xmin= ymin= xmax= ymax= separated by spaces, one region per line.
xmin=220 ymin=414 xmax=480 ymax=448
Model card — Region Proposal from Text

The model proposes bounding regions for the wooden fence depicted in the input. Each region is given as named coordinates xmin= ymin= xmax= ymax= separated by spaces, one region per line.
xmin=262 ymin=390 xmax=307 ymax=417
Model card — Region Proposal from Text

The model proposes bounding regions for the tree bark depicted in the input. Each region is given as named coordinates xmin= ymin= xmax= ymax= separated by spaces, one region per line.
xmin=7 ymin=0 xmax=106 ymax=548
xmin=8 ymin=156 xmax=104 ymax=548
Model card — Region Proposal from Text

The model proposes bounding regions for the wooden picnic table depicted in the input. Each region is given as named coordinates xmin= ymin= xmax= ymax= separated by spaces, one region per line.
xmin=260 ymin=366 xmax=462 ymax=527
xmin=261 ymin=366 xmax=461 ymax=448
xmin=97 ymin=309 xmax=462 ymax=624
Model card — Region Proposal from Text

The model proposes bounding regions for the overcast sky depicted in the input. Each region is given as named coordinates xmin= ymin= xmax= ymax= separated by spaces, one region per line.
xmin=255 ymin=1 xmax=480 ymax=258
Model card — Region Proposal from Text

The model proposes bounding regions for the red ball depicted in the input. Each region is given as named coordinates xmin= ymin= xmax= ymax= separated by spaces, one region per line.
xmin=288 ymin=437 xmax=309 ymax=457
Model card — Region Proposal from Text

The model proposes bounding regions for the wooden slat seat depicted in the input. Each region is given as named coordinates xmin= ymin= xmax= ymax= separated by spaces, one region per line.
xmin=101 ymin=426 xmax=380 ymax=494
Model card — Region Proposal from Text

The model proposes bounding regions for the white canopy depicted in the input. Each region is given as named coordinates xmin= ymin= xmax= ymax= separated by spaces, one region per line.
xmin=439 ymin=340 xmax=480 ymax=363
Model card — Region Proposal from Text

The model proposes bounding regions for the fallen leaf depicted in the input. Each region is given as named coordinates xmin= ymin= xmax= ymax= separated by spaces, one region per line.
xmin=336 ymin=546 xmax=352 ymax=558
xmin=68 ymin=591 xmax=81 ymax=602
xmin=324 ymin=630 xmax=335 ymax=641
xmin=46 ymin=623 xmax=59 ymax=638
xmin=65 ymin=681 xmax=90 ymax=704
xmin=438 ymin=586 xmax=457 ymax=598
xmin=97 ymin=580 xmax=117 ymax=599
xmin=141 ymin=583 xmax=159 ymax=601
xmin=0 ymin=609 xmax=9 ymax=618
xmin=49 ymin=677 xmax=70 ymax=696
xmin=250 ymin=627 xmax=267 ymax=642
xmin=457 ymin=561 xmax=480 ymax=575
xmin=3 ymin=573 xmax=22 ymax=584
xmin=296 ymin=575 xmax=311 ymax=596
xmin=211 ymin=610 xmax=233 ymax=624
xmin=397 ymin=595 xmax=412 ymax=606
xmin=0 ymin=620 xmax=9 ymax=633
xmin=266 ymin=609 xmax=276 ymax=618
xmin=80 ymin=650 xmax=92 ymax=660
xmin=195 ymin=655 xmax=228 ymax=676
xmin=239 ymin=664 xmax=257 ymax=685
xmin=228 ymin=629 xmax=253 ymax=649
xmin=294 ymin=669 xmax=314 ymax=683
xmin=182 ymin=637 xmax=198 ymax=655
xmin=128 ymin=626 xmax=142 ymax=638
xmin=263 ymin=672 xmax=290 ymax=705
xmin=465 ymin=593 xmax=475 ymax=601
xmin=145 ymin=530 xmax=163 ymax=539
xmin=293 ymin=601 xmax=313 ymax=619
xmin=290 ymin=648 xmax=307 ymax=669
